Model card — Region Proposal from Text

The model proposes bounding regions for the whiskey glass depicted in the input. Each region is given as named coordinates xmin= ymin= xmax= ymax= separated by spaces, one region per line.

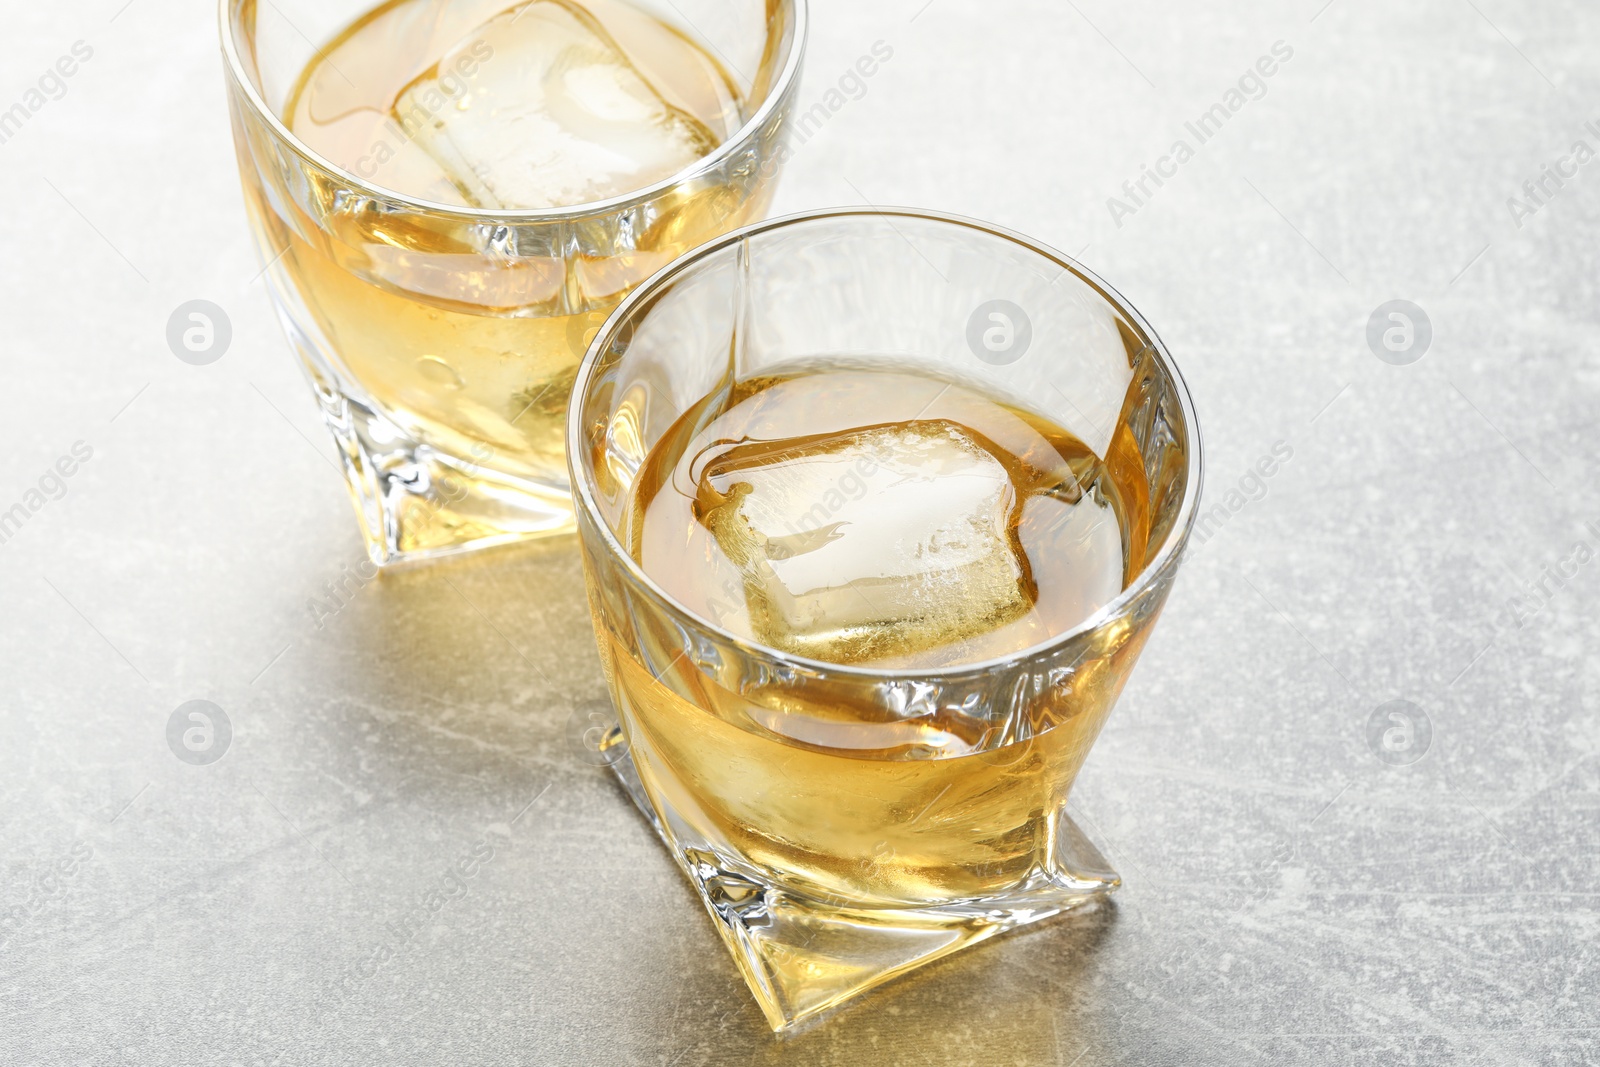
xmin=220 ymin=0 xmax=806 ymax=563
xmin=568 ymin=208 xmax=1203 ymax=1029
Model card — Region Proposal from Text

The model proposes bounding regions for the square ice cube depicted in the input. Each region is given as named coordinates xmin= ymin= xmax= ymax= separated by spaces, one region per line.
xmin=390 ymin=1 xmax=719 ymax=210
xmin=699 ymin=422 xmax=1036 ymax=663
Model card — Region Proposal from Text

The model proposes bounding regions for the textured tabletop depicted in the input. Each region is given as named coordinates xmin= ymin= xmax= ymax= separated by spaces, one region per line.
xmin=2 ymin=1 xmax=1597 ymax=1064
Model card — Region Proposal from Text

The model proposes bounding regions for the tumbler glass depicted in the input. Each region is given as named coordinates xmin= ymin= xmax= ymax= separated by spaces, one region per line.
xmin=568 ymin=208 xmax=1203 ymax=1029
xmin=220 ymin=0 xmax=806 ymax=563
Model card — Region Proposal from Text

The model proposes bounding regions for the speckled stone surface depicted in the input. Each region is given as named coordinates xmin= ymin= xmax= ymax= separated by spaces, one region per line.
xmin=2 ymin=1 xmax=1597 ymax=1064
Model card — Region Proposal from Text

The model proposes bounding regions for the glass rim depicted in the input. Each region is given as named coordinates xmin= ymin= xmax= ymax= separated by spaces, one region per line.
xmin=217 ymin=0 xmax=809 ymax=223
xmin=568 ymin=205 xmax=1207 ymax=681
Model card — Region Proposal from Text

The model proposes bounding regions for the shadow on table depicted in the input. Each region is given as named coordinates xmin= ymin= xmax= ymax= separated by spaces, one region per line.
xmin=293 ymin=532 xmax=608 ymax=800
xmin=310 ymin=534 xmax=1121 ymax=1066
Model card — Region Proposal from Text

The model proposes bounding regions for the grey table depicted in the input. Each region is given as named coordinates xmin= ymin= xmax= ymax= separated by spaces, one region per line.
xmin=3 ymin=1 xmax=1597 ymax=1064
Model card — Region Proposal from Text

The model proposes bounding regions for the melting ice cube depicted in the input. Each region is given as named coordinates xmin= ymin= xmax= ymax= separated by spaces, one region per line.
xmin=392 ymin=1 xmax=720 ymax=210
xmin=697 ymin=421 xmax=1037 ymax=664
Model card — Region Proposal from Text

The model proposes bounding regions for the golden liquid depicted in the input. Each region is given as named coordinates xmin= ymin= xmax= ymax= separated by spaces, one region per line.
xmin=603 ymin=630 xmax=1150 ymax=906
xmin=250 ymin=0 xmax=760 ymax=550
xmin=603 ymin=363 xmax=1155 ymax=908
xmin=633 ymin=364 xmax=1149 ymax=669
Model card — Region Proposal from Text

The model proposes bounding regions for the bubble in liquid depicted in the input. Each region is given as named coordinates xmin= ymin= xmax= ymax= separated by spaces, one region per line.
xmin=415 ymin=355 xmax=465 ymax=390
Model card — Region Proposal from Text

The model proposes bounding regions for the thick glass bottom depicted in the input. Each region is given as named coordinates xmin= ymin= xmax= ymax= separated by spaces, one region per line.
xmin=272 ymin=301 xmax=576 ymax=565
xmin=603 ymin=741 xmax=1119 ymax=1031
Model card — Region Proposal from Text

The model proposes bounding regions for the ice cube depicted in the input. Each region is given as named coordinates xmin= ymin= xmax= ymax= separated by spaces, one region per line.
xmin=391 ymin=1 xmax=720 ymax=210
xmin=697 ymin=421 xmax=1037 ymax=664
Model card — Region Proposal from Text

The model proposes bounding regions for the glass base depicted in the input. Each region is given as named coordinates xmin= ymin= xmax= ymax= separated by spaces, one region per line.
xmin=604 ymin=744 xmax=1120 ymax=1031
xmin=275 ymin=305 xmax=575 ymax=565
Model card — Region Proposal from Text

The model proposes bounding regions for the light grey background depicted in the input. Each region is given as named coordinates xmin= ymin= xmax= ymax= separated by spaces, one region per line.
xmin=2 ymin=1 xmax=1597 ymax=1064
